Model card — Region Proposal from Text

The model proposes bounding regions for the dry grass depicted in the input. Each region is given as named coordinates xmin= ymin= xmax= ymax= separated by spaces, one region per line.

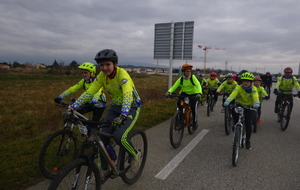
xmin=0 ymin=72 xmax=180 ymax=189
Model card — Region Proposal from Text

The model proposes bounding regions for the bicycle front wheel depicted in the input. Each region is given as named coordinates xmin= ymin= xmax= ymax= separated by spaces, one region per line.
xmin=207 ymin=96 xmax=211 ymax=116
xmin=232 ymin=124 xmax=241 ymax=167
xmin=224 ymin=108 xmax=232 ymax=135
xmin=120 ymin=129 xmax=148 ymax=184
xmin=280 ymin=103 xmax=291 ymax=131
xmin=39 ymin=129 xmax=78 ymax=179
xmin=169 ymin=111 xmax=184 ymax=148
xmin=47 ymin=158 xmax=101 ymax=190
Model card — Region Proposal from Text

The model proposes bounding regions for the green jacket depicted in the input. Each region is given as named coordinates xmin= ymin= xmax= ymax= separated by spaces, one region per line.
xmin=217 ymin=80 xmax=238 ymax=94
xmin=226 ymin=85 xmax=260 ymax=106
xmin=58 ymin=78 xmax=106 ymax=108
xmin=206 ymin=78 xmax=221 ymax=89
xmin=275 ymin=76 xmax=300 ymax=93
xmin=256 ymin=86 xmax=268 ymax=102
xmin=168 ymin=75 xmax=202 ymax=95
xmin=71 ymin=67 xmax=141 ymax=115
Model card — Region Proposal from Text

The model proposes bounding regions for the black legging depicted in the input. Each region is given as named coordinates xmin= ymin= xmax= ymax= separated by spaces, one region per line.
xmin=178 ymin=93 xmax=198 ymax=124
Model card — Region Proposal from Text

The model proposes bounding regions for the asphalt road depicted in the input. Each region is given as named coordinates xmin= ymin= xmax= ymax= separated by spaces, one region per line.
xmin=27 ymin=91 xmax=300 ymax=190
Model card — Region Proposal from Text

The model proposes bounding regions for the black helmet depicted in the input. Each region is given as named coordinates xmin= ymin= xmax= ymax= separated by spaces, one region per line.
xmin=94 ymin=49 xmax=118 ymax=64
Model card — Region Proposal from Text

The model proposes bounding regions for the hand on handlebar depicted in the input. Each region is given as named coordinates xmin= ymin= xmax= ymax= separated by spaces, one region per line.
xmin=62 ymin=108 xmax=73 ymax=119
xmin=253 ymin=103 xmax=260 ymax=110
xmin=112 ymin=115 xmax=127 ymax=127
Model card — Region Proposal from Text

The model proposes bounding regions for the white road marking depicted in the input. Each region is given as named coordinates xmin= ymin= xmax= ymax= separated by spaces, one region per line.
xmin=155 ymin=129 xmax=209 ymax=180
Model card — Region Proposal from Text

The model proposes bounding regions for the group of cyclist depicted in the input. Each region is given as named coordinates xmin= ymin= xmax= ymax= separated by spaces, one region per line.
xmin=165 ymin=63 xmax=300 ymax=150
xmin=54 ymin=49 xmax=142 ymax=173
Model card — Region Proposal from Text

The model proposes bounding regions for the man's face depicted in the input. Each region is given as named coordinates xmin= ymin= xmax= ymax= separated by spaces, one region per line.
xmin=284 ymin=72 xmax=292 ymax=78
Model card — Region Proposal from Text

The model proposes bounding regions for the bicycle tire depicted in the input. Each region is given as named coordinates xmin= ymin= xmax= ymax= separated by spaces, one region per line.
xmin=39 ymin=129 xmax=78 ymax=179
xmin=169 ymin=111 xmax=184 ymax=148
xmin=207 ymin=96 xmax=211 ymax=116
xmin=47 ymin=158 xmax=101 ymax=190
xmin=210 ymin=97 xmax=215 ymax=112
xmin=187 ymin=110 xmax=195 ymax=134
xmin=280 ymin=103 xmax=291 ymax=131
xmin=224 ymin=108 xmax=231 ymax=135
xmin=232 ymin=124 xmax=241 ymax=167
xmin=120 ymin=129 xmax=148 ymax=184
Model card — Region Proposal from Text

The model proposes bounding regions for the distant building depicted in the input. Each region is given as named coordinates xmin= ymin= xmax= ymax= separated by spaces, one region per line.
xmin=37 ymin=64 xmax=47 ymax=69
xmin=0 ymin=64 xmax=10 ymax=69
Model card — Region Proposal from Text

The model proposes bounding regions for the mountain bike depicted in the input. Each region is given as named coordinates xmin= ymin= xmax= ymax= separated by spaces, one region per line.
xmin=167 ymin=93 xmax=198 ymax=148
xmin=223 ymin=93 xmax=235 ymax=135
xmin=47 ymin=111 xmax=148 ymax=190
xmin=207 ymin=88 xmax=217 ymax=116
xmin=39 ymin=101 xmax=89 ymax=179
xmin=232 ymin=105 xmax=256 ymax=167
xmin=276 ymin=93 xmax=297 ymax=131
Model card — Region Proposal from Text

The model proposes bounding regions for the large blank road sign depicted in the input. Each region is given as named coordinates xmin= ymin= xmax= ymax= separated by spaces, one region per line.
xmin=154 ymin=21 xmax=194 ymax=60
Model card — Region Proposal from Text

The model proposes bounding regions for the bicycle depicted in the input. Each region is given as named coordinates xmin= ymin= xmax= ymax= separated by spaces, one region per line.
xmin=167 ymin=93 xmax=197 ymax=148
xmin=276 ymin=93 xmax=297 ymax=131
xmin=206 ymin=88 xmax=217 ymax=116
xmin=38 ymin=100 xmax=89 ymax=179
xmin=232 ymin=105 xmax=256 ymax=167
xmin=223 ymin=93 xmax=235 ymax=135
xmin=47 ymin=111 xmax=148 ymax=190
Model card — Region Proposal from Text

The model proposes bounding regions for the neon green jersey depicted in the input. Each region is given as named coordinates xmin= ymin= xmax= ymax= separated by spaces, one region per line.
xmin=58 ymin=78 xmax=106 ymax=107
xmin=217 ymin=80 xmax=238 ymax=94
xmin=256 ymin=86 xmax=268 ymax=102
xmin=275 ymin=76 xmax=300 ymax=93
xmin=72 ymin=67 xmax=141 ymax=115
xmin=168 ymin=75 xmax=202 ymax=95
xmin=206 ymin=78 xmax=220 ymax=89
xmin=226 ymin=85 xmax=260 ymax=106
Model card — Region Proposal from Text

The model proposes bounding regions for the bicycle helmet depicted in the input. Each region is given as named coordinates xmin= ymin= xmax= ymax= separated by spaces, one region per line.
xmin=284 ymin=67 xmax=293 ymax=73
xmin=94 ymin=49 xmax=118 ymax=64
xmin=78 ymin=62 xmax=96 ymax=75
xmin=210 ymin=72 xmax=217 ymax=77
xmin=181 ymin=64 xmax=193 ymax=71
xmin=240 ymin=72 xmax=254 ymax=81
xmin=225 ymin=73 xmax=234 ymax=78
xmin=254 ymin=77 xmax=262 ymax=81
xmin=266 ymin=72 xmax=270 ymax=75
xmin=238 ymin=70 xmax=248 ymax=75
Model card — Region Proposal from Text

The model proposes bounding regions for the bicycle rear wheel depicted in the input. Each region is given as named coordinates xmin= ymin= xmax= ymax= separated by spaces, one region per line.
xmin=39 ymin=129 xmax=78 ymax=179
xmin=224 ymin=108 xmax=232 ymax=135
xmin=47 ymin=158 xmax=101 ymax=190
xmin=280 ymin=103 xmax=291 ymax=131
xmin=232 ymin=124 xmax=241 ymax=167
xmin=169 ymin=111 xmax=184 ymax=148
xmin=120 ymin=129 xmax=148 ymax=184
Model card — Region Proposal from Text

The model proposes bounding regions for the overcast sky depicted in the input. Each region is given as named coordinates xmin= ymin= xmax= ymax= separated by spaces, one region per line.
xmin=1 ymin=0 xmax=300 ymax=74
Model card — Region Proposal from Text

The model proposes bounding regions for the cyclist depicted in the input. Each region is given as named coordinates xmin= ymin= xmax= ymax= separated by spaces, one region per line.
xmin=165 ymin=63 xmax=202 ymax=129
xmin=54 ymin=62 xmax=106 ymax=122
xmin=216 ymin=73 xmax=238 ymax=112
xmin=253 ymin=77 xmax=268 ymax=124
xmin=273 ymin=67 xmax=300 ymax=114
xmin=261 ymin=72 xmax=272 ymax=99
xmin=68 ymin=49 xmax=142 ymax=172
xmin=204 ymin=72 xmax=221 ymax=106
xmin=234 ymin=70 xmax=248 ymax=85
xmin=197 ymin=73 xmax=207 ymax=86
xmin=223 ymin=72 xmax=260 ymax=149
